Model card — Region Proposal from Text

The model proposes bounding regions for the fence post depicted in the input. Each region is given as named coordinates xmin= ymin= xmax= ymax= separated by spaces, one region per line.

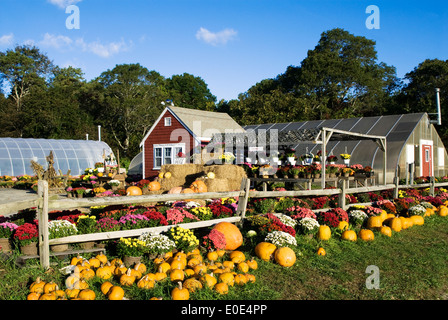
xmin=338 ymin=179 xmax=346 ymax=211
xmin=430 ymin=176 xmax=435 ymax=196
xmin=236 ymin=178 xmax=250 ymax=224
xmin=393 ymin=176 xmax=399 ymax=199
xmin=38 ymin=180 xmax=50 ymax=269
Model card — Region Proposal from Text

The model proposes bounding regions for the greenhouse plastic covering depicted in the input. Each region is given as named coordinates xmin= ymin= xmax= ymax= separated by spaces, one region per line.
xmin=0 ymin=138 xmax=114 ymax=177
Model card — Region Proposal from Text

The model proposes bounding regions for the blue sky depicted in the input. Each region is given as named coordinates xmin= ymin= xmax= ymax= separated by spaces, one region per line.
xmin=1 ymin=0 xmax=447 ymax=102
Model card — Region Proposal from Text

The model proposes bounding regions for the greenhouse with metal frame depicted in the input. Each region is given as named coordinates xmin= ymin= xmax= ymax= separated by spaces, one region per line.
xmin=0 ymin=137 xmax=114 ymax=177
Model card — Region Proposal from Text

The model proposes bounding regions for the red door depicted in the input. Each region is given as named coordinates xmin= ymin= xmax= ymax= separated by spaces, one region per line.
xmin=422 ymin=144 xmax=433 ymax=176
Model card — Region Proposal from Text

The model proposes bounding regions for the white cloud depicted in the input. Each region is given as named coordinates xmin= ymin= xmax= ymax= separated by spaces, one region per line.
xmin=0 ymin=33 xmax=14 ymax=46
xmin=40 ymin=33 xmax=73 ymax=49
xmin=75 ymin=38 xmax=131 ymax=58
xmin=195 ymin=27 xmax=237 ymax=46
xmin=48 ymin=0 xmax=82 ymax=9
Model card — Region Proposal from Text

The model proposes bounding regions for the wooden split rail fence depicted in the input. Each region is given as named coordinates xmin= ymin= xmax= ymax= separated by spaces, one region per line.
xmin=1 ymin=176 xmax=447 ymax=269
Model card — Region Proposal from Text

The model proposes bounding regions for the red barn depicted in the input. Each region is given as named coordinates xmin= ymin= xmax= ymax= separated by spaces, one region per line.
xmin=139 ymin=105 xmax=245 ymax=179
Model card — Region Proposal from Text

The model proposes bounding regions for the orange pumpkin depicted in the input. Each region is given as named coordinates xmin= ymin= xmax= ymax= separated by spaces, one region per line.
xmin=148 ymin=181 xmax=161 ymax=191
xmin=274 ymin=247 xmax=296 ymax=267
xmin=367 ymin=216 xmax=383 ymax=230
xmin=126 ymin=186 xmax=142 ymax=196
xmin=358 ymin=229 xmax=375 ymax=241
xmin=181 ymin=188 xmax=195 ymax=194
xmin=380 ymin=226 xmax=392 ymax=237
xmin=212 ymin=222 xmax=243 ymax=251
xmin=190 ymin=180 xmax=208 ymax=193
xmin=168 ymin=187 xmax=183 ymax=194
xmin=254 ymin=242 xmax=277 ymax=261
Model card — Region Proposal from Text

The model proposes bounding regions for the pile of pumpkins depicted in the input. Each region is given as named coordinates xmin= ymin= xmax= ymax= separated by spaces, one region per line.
xmin=254 ymin=242 xmax=297 ymax=267
xmin=126 ymin=179 xmax=209 ymax=196
xmin=26 ymin=248 xmax=258 ymax=300
xmin=315 ymin=203 xmax=447 ymax=245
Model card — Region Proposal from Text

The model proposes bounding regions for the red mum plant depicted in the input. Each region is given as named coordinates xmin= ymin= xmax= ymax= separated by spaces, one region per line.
xmin=317 ymin=210 xmax=340 ymax=228
xmin=202 ymin=229 xmax=227 ymax=251
xmin=262 ymin=213 xmax=296 ymax=237
xmin=13 ymin=222 xmax=38 ymax=246
xmin=207 ymin=203 xmax=234 ymax=218
xmin=143 ymin=211 xmax=168 ymax=226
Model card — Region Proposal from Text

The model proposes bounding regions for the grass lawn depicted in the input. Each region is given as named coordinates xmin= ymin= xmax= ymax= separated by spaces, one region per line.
xmin=1 ymin=215 xmax=447 ymax=300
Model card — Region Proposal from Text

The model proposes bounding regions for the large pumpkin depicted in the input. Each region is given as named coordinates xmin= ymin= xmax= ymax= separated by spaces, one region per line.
xmin=254 ymin=242 xmax=277 ymax=261
xmin=274 ymin=247 xmax=296 ymax=267
xmin=212 ymin=222 xmax=243 ymax=250
xmin=181 ymin=188 xmax=195 ymax=194
xmin=148 ymin=181 xmax=161 ymax=191
xmin=190 ymin=180 xmax=208 ymax=193
xmin=126 ymin=186 xmax=142 ymax=196
xmin=168 ymin=187 xmax=183 ymax=194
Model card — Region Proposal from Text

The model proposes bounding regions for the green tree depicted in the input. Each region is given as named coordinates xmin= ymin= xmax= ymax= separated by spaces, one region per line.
xmin=279 ymin=28 xmax=399 ymax=119
xmin=166 ymin=73 xmax=216 ymax=110
xmin=0 ymin=45 xmax=54 ymax=137
xmin=393 ymin=59 xmax=448 ymax=143
xmin=93 ymin=63 xmax=167 ymax=158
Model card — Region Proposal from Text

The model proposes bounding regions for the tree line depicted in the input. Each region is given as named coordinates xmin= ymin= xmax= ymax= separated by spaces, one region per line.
xmin=1 ymin=28 xmax=447 ymax=163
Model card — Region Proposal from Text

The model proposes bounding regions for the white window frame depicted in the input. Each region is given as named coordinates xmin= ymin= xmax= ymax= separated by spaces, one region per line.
xmin=153 ymin=143 xmax=185 ymax=169
xmin=164 ymin=117 xmax=172 ymax=126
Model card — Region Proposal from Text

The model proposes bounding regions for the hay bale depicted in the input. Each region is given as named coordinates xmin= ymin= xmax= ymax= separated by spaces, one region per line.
xmin=158 ymin=164 xmax=206 ymax=191
xmin=159 ymin=177 xmax=185 ymax=191
xmin=204 ymin=164 xmax=247 ymax=191
xmin=205 ymin=178 xmax=230 ymax=192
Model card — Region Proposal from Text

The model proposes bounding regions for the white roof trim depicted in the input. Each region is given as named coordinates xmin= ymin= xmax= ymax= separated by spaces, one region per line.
xmin=139 ymin=107 xmax=195 ymax=147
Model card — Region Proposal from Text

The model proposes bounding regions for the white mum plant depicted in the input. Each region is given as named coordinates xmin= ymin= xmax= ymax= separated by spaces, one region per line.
xmin=265 ymin=230 xmax=297 ymax=246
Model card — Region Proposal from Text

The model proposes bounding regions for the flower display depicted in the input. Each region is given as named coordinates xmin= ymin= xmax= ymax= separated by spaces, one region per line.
xmin=287 ymin=206 xmax=317 ymax=220
xmin=189 ymin=206 xmax=213 ymax=220
xmin=201 ymin=229 xmax=227 ymax=251
xmin=116 ymin=237 xmax=147 ymax=257
xmin=348 ymin=210 xmax=368 ymax=225
xmin=0 ymin=222 xmax=18 ymax=238
xmin=143 ymin=211 xmax=168 ymax=227
xmin=340 ymin=153 xmax=351 ymax=159
xmin=108 ymin=180 xmax=121 ymax=187
xmin=95 ymin=217 xmax=120 ymax=232
xmin=13 ymin=223 xmax=38 ymax=246
xmin=316 ymin=210 xmax=340 ymax=228
xmin=48 ymin=220 xmax=78 ymax=239
xmin=272 ymin=213 xmax=297 ymax=228
xmin=166 ymin=208 xmax=200 ymax=224
xmin=138 ymin=232 xmax=176 ymax=256
xmin=407 ymin=204 xmax=426 ymax=216
xmin=118 ymin=214 xmax=151 ymax=230
xmin=265 ymin=230 xmax=297 ymax=247
xmin=76 ymin=215 xmax=97 ymax=234
xmin=168 ymin=226 xmax=199 ymax=253
xmin=296 ymin=217 xmax=320 ymax=235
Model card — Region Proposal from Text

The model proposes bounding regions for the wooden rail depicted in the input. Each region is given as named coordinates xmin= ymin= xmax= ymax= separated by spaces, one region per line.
xmin=1 ymin=175 xmax=447 ymax=269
